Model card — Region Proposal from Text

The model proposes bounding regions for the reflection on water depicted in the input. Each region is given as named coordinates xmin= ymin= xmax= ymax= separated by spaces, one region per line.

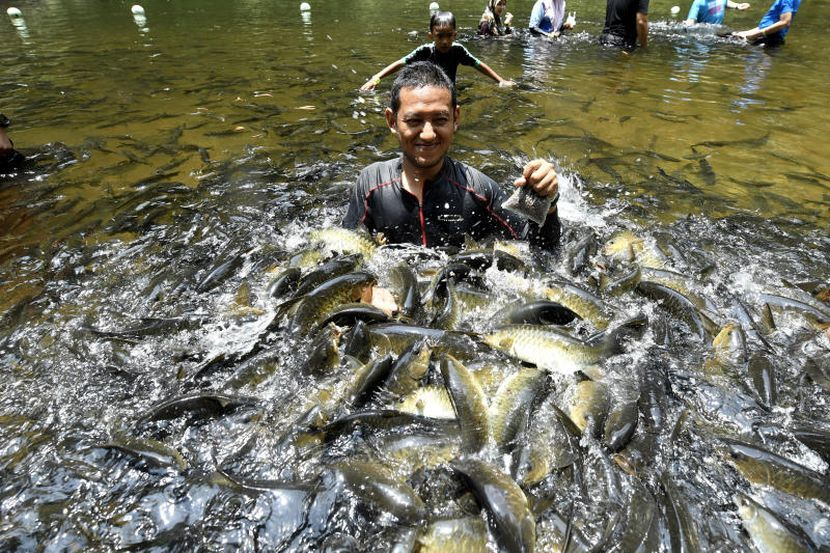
xmin=733 ymin=49 xmax=773 ymax=111
xmin=1 ymin=0 xmax=829 ymax=549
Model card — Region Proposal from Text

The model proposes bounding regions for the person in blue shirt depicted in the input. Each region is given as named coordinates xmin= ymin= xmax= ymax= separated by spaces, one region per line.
xmin=360 ymin=11 xmax=514 ymax=91
xmin=684 ymin=0 xmax=750 ymax=25
xmin=529 ymin=0 xmax=576 ymax=38
xmin=733 ymin=0 xmax=800 ymax=46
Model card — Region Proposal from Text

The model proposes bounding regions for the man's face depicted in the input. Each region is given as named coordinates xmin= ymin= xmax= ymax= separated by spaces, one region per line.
xmin=429 ymin=25 xmax=457 ymax=53
xmin=386 ymin=85 xmax=459 ymax=173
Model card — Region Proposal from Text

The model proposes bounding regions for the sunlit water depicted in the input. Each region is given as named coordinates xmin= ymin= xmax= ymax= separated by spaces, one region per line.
xmin=1 ymin=0 xmax=829 ymax=550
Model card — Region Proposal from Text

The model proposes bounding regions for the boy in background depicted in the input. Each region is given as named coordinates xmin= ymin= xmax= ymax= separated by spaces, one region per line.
xmin=360 ymin=11 xmax=514 ymax=91
xmin=685 ymin=0 xmax=750 ymax=25
xmin=733 ymin=0 xmax=799 ymax=46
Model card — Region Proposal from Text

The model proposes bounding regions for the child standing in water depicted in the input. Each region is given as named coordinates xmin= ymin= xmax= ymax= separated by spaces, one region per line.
xmin=360 ymin=11 xmax=514 ymax=91
xmin=479 ymin=0 xmax=514 ymax=36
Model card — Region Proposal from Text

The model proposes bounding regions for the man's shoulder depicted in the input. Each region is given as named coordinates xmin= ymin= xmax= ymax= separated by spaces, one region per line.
xmin=444 ymin=157 xmax=498 ymax=190
xmin=357 ymin=158 xmax=402 ymax=188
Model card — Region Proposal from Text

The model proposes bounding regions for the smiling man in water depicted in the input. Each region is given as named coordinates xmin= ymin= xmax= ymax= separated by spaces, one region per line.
xmin=344 ymin=61 xmax=561 ymax=252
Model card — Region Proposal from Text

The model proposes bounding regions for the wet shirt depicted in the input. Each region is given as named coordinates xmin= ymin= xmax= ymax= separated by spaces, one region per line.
xmin=402 ymin=43 xmax=480 ymax=83
xmin=343 ymin=156 xmax=561 ymax=251
xmin=759 ymin=0 xmax=800 ymax=39
xmin=529 ymin=0 xmax=566 ymax=34
xmin=0 ymin=150 xmax=25 ymax=175
xmin=686 ymin=0 xmax=727 ymax=23
xmin=602 ymin=0 xmax=649 ymax=48
xmin=0 ymin=114 xmax=24 ymax=176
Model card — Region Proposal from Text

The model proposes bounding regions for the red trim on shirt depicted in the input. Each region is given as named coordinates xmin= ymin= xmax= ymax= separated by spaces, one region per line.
xmin=446 ymin=177 xmax=520 ymax=239
xmin=419 ymin=204 xmax=427 ymax=246
xmin=360 ymin=178 xmax=400 ymax=227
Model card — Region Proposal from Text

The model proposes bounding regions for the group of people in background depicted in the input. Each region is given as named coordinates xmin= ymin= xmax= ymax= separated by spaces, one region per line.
xmin=361 ymin=0 xmax=799 ymax=93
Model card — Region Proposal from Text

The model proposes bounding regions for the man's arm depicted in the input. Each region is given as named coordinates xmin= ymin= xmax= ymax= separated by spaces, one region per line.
xmin=637 ymin=12 xmax=649 ymax=47
xmin=735 ymin=10 xmax=791 ymax=40
xmin=343 ymin=173 xmax=370 ymax=229
xmin=0 ymin=128 xmax=13 ymax=159
xmin=480 ymin=159 xmax=561 ymax=251
xmin=637 ymin=0 xmax=649 ymax=47
xmin=516 ymin=159 xmax=560 ymax=250
xmin=0 ymin=114 xmax=13 ymax=159
xmin=726 ymin=0 xmax=751 ymax=9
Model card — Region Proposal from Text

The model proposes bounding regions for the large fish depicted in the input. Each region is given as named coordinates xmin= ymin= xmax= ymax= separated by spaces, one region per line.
xmin=720 ymin=438 xmax=830 ymax=504
xmin=491 ymin=300 xmax=580 ymax=327
xmin=541 ymin=281 xmax=611 ymax=330
xmin=602 ymin=230 xmax=670 ymax=270
xmin=291 ymin=253 xmax=364 ymax=298
xmin=388 ymin=262 xmax=422 ymax=323
xmin=452 ymin=458 xmax=536 ymax=553
xmin=655 ymin=473 xmax=702 ymax=553
xmin=760 ymin=292 xmax=830 ymax=328
xmin=489 ymin=367 xmax=551 ymax=452
xmin=289 ymin=271 xmax=377 ymax=332
xmin=308 ymin=227 xmax=377 ymax=258
xmin=137 ymin=392 xmax=258 ymax=425
xmin=383 ymin=337 xmax=432 ymax=399
xmin=483 ymin=317 xmax=646 ymax=374
xmin=511 ymin=401 xmax=580 ymax=488
xmin=440 ymin=354 xmax=489 ymax=453
xmin=734 ymin=492 xmax=816 ymax=553
xmin=98 ymin=434 xmax=188 ymax=471
xmin=397 ymin=386 xmax=456 ymax=419
xmin=367 ymin=323 xmax=478 ymax=360
xmin=564 ymin=378 xmax=610 ymax=438
xmin=791 ymin=421 xmax=830 ymax=464
xmin=636 ymin=281 xmax=714 ymax=340
xmin=417 ymin=517 xmax=489 ymax=553
xmin=331 ymin=460 xmax=427 ymax=525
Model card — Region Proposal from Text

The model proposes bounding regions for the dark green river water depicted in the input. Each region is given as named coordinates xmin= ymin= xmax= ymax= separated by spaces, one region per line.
xmin=1 ymin=0 xmax=829 ymax=551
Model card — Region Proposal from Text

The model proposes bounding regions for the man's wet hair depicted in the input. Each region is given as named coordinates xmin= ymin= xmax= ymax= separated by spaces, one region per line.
xmin=389 ymin=61 xmax=457 ymax=115
xmin=429 ymin=11 xmax=456 ymax=32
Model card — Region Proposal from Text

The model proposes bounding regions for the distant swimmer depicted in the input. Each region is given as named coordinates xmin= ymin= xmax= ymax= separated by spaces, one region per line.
xmin=478 ymin=0 xmax=513 ymax=37
xmin=529 ymin=0 xmax=576 ymax=39
xmin=733 ymin=0 xmax=799 ymax=46
xmin=360 ymin=11 xmax=514 ymax=91
xmin=600 ymin=0 xmax=649 ymax=51
xmin=0 ymin=113 xmax=25 ymax=175
xmin=684 ymin=0 xmax=750 ymax=25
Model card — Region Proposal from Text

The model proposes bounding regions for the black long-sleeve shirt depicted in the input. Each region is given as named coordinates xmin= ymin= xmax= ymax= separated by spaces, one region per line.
xmin=601 ymin=0 xmax=649 ymax=49
xmin=343 ymin=156 xmax=560 ymax=251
